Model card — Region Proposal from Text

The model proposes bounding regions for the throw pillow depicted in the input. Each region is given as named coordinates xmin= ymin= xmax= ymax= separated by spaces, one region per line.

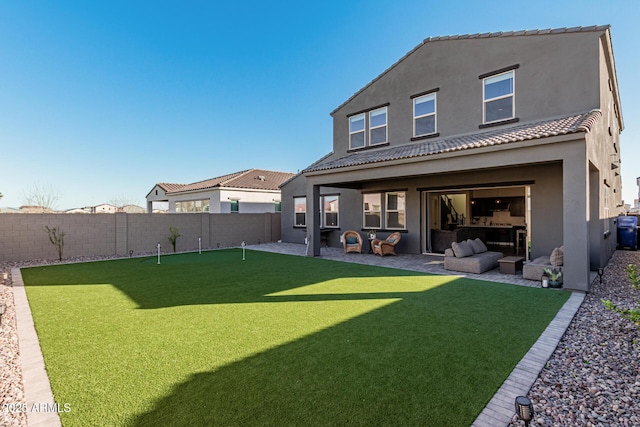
xmin=468 ymin=238 xmax=488 ymax=254
xmin=550 ymin=247 xmax=564 ymax=266
xmin=452 ymin=241 xmax=474 ymax=258
xmin=346 ymin=236 xmax=357 ymax=245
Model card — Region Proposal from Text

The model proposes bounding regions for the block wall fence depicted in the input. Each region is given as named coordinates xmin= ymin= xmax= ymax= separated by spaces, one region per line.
xmin=0 ymin=213 xmax=281 ymax=262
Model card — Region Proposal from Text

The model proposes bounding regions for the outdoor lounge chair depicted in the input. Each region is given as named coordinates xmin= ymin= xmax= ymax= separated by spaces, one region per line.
xmin=342 ymin=230 xmax=363 ymax=254
xmin=371 ymin=232 xmax=401 ymax=256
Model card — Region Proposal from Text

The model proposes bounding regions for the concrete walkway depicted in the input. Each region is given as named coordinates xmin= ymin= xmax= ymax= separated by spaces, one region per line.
xmin=12 ymin=268 xmax=62 ymax=427
xmin=12 ymin=243 xmax=586 ymax=427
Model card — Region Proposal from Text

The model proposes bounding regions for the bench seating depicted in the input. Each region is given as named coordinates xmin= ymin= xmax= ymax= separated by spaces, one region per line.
xmin=444 ymin=238 xmax=503 ymax=274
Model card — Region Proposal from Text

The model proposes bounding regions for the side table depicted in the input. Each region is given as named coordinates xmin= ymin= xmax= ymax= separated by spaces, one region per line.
xmin=498 ymin=256 xmax=524 ymax=275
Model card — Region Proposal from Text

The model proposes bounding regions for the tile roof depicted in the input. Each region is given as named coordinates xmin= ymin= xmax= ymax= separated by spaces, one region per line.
xmin=304 ymin=110 xmax=602 ymax=173
xmin=331 ymin=25 xmax=610 ymax=116
xmin=160 ymin=169 xmax=296 ymax=194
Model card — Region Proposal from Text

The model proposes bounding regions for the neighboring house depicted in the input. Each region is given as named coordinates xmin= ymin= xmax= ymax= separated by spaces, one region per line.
xmin=281 ymin=26 xmax=624 ymax=291
xmin=66 ymin=204 xmax=146 ymax=214
xmin=19 ymin=205 xmax=57 ymax=213
xmin=147 ymin=169 xmax=296 ymax=214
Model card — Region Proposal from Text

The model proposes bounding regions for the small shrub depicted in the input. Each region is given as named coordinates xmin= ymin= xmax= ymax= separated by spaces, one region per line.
xmin=43 ymin=225 xmax=65 ymax=261
xmin=602 ymin=263 xmax=640 ymax=328
xmin=168 ymin=226 xmax=181 ymax=253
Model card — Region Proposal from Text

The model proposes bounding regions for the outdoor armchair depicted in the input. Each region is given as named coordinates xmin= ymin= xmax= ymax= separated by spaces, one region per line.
xmin=342 ymin=230 xmax=364 ymax=254
xmin=371 ymin=232 xmax=401 ymax=256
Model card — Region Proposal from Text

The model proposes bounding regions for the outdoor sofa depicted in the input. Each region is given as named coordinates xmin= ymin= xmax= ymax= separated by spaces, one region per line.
xmin=523 ymin=246 xmax=564 ymax=281
xmin=444 ymin=238 xmax=503 ymax=274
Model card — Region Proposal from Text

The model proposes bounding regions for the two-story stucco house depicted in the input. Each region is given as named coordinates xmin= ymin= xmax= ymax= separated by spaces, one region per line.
xmin=147 ymin=168 xmax=295 ymax=214
xmin=280 ymin=26 xmax=624 ymax=292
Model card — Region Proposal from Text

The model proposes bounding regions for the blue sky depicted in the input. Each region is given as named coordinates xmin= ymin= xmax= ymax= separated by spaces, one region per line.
xmin=1 ymin=0 xmax=639 ymax=209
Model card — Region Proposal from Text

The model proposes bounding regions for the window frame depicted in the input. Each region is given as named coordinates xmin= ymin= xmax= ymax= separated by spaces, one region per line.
xmin=413 ymin=93 xmax=437 ymax=137
xmin=363 ymin=193 xmax=382 ymax=229
xmin=482 ymin=70 xmax=515 ymax=124
xmin=349 ymin=113 xmax=366 ymax=150
xmin=320 ymin=195 xmax=340 ymax=228
xmin=385 ymin=192 xmax=406 ymax=230
xmin=369 ymin=106 xmax=388 ymax=146
xmin=294 ymin=196 xmax=306 ymax=227
xmin=362 ymin=191 xmax=406 ymax=230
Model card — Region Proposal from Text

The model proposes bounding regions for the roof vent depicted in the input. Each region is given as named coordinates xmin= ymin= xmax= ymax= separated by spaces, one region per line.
xmin=257 ymin=175 xmax=266 ymax=181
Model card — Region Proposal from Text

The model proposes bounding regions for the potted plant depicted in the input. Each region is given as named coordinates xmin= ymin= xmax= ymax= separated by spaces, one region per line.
xmin=543 ymin=267 xmax=562 ymax=288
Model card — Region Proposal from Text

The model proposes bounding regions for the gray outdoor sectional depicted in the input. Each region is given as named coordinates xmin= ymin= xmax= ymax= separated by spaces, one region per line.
xmin=522 ymin=246 xmax=564 ymax=281
xmin=444 ymin=238 xmax=503 ymax=274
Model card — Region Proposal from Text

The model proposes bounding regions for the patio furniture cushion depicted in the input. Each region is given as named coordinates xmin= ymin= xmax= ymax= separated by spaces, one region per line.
xmin=346 ymin=236 xmax=358 ymax=245
xmin=523 ymin=247 xmax=564 ymax=281
xmin=550 ymin=246 xmax=564 ymax=266
xmin=444 ymin=249 xmax=503 ymax=274
xmin=467 ymin=238 xmax=488 ymax=254
xmin=452 ymin=241 xmax=474 ymax=258
xmin=372 ymin=232 xmax=402 ymax=256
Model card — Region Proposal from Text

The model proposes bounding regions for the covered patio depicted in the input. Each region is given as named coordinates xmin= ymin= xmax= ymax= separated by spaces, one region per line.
xmin=249 ymin=242 xmax=569 ymax=288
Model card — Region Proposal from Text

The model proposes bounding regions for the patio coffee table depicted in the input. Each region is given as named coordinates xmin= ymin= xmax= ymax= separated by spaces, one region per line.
xmin=498 ymin=256 xmax=524 ymax=275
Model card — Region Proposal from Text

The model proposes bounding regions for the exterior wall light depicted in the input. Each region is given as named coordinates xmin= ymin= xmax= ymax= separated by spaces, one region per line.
xmin=515 ymin=395 xmax=534 ymax=426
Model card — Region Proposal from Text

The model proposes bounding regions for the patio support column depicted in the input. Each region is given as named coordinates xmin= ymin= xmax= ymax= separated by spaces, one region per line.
xmin=307 ymin=184 xmax=321 ymax=256
xmin=562 ymin=149 xmax=591 ymax=291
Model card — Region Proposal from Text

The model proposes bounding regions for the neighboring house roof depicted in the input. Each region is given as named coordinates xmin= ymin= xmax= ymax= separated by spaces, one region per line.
xmin=331 ymin=25 xmax=611 ymax=116
xmin=305 ymin=110 xmax=601 ymax=173
xmin=157 ymin=169 xmax=296 ymax=195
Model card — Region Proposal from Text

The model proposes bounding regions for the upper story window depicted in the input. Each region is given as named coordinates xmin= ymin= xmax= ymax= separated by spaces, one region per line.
xmin=369 ymin=107 xmax=387 ymax=145
xmin=348 ymin=104 xmax=389 ymax=150
xmin=414 ymin=93 xmax=436 ymax=136
xmin=349 ymin=114 xmax=366 ymax=149
xmin=483 ymin=70 xmax=515 ymax=124
xmin=230 ymin=199 xmax=239 ymax=213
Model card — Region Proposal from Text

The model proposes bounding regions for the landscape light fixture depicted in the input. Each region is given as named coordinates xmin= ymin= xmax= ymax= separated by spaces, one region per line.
xmin=0 ymin=303 xmax=5 ymax=326
xmin=515 ymin=395 xmax=534 ymax=426
xmin=598 ymin=268 xmax=604 ymax=285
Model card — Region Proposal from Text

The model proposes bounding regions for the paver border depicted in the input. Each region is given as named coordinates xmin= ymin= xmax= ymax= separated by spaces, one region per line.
xmin=12 ymin=268 xmax=62 ymax=427
xmin=10 ymin=248 xmax=585 ymax=427
xmin=471 ymin=291 xmax=585 ymax=427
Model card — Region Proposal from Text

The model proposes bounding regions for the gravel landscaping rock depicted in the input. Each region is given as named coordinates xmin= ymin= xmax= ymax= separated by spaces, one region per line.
xmin=2 ymin=251 xmax=639 ymax=427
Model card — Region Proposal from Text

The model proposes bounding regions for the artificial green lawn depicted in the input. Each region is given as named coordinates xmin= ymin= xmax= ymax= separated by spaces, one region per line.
xmin=22 ymin=249 xmax=570 ymax=426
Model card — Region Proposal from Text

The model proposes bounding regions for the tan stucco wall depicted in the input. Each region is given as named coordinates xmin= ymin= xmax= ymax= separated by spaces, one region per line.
xmin=0 ymin=212 xmax=280 ymax=262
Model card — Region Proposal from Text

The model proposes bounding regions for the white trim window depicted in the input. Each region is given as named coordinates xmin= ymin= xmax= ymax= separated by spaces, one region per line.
xmin=483 ymin=70 xmax=514 ymax=123
xmin=349 ymin=113 xmax=366 ymax=149
xmin=414 ymin=93 xmax=436 ymax=136
xmin=369 ymin=107 xmax=387 ymax=145
xmin=386 ymin=192 xmax=406 ymax=229
xmin=363 ymin=193 xmax=382 ymax=228
xmin=294 ymin=197 xmax=306 ymax=227
xmin=321 ymin=195 xmax=340 ymax=228
xmin=362 ymin=191 xmax=405 ymax=230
